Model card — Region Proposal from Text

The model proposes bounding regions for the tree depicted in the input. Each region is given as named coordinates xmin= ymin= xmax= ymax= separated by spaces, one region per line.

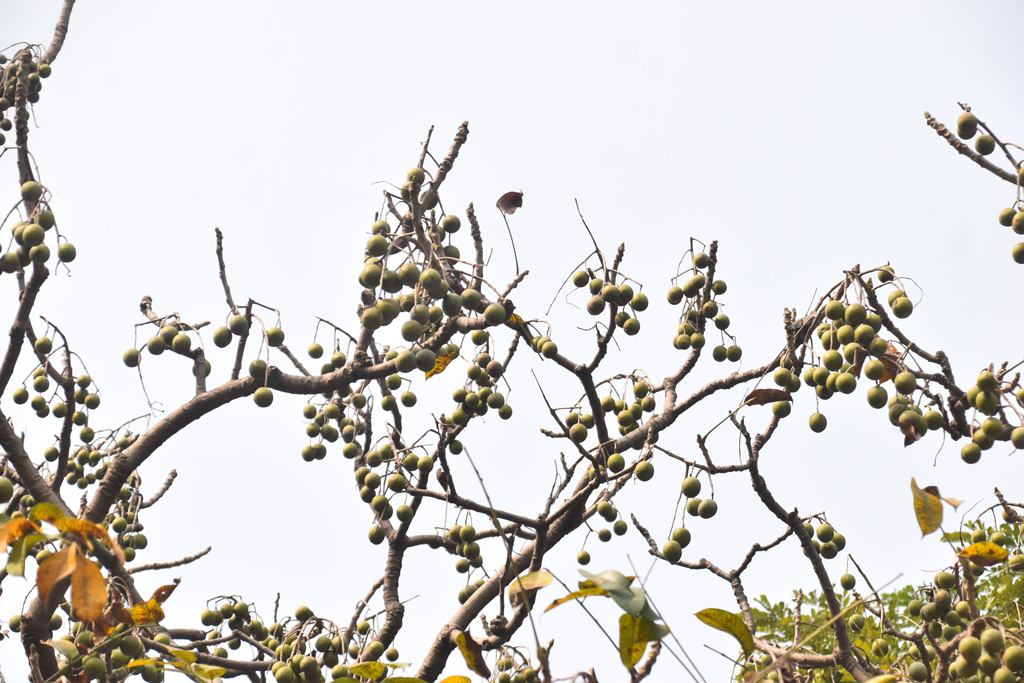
xmin=1 ymin=4 xmax=1024 ymax=683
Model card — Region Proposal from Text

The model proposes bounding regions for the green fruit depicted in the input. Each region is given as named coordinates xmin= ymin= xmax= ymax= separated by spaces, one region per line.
xmin=891 ymin=296 xmax=913 ymax=319
xmin=893 ymin=371 xmax=917 ymax=395
xmin=808 ymin=412 xmax=827 ymax=433
xmin=171 ymin=333 xmax=192 ymax=353
xmin=253 ymin=388 xmax=274 ymax=407
xmin=1003 ymin=645 xmax=1024 ymax=671
xmin=981 ymin=628 xmax=1005 ymax=654
xmin=697 ymin=499 xmax=718 ymax=518
xmin=866 ymin=386 xmax=888 ymax=409
xmin=662 ymin=541 xmax=682 ymax=563
xmin=22 ymin=223 xmax=45 ymax=247
xmin=681 ymin=476 xmax=701 ymax=498
xmin=598 ymin=452 xmax=623 ymax=473
xmin=83 ymin=656 xmax=106 ymax=680
xmin=209 ymin=326 xmax=231 ymax=347
xmin=1011 ymin=426 xmax=1024 ymax=449
xmin=957 ymin=111 xmax=979 ymax=139
xmin=664 ymin=528 xmax=690 ymax=551
xmin=839 ymin=573 xmax=855 ymax=590
xmin=577 ymin=550 xmax=591 ymax=565
xmin=1013 ymin=242 xmax=1024 ymax=264
xmin=824 ymin=300 xmax=845 ymax=320
xmin=635 ymin=461 xmax=654 ymax=481
xmin=569 ymin=423 xmax=588 ymax=443
xmin=976 ymin=134 xmax=996 ymax=155
xmin=934 ymin=571 xmax=955 ymax=589
xmin=21 ymin=181 xmax=43 ymax=203
xmin=229 ymin=314 xmax=249 ymax=335
xmin=484 ymin=303 xmax=506 ymax=325
xmin=772 ymin=401 xmax=791 ymax=418
xmin=835 ymin=373 xmax=856 ymax=394
xmin=961 ymin=637 xmax=983 ymax=661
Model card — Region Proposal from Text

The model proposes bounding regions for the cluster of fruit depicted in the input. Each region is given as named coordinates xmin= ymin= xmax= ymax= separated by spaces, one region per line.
xmin=0 ymin=51 xmax=52 ymax=144
xmin=956 ymin=111 xmax=1024 ymax=265
xmin=493 ymin=655 xmax=541 ymax=683
xmin=266 ymin=606 xmax=399 ymax=683
xmin=661 ymin=476 xmax=716 ymax=563
xmin=572 ymin=264 xmax=648 ymax=336
xmin=2 ymin=182 xmax=77 ymax=275
xmin=576 ymin=500 xmax=630 ymax=565
xmin=665 ymin=251 xmax=736 ymax=360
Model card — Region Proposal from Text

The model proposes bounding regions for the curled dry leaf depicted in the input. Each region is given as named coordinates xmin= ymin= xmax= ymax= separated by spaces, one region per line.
xmin=496 ymin=191 xmax=523 ymax=215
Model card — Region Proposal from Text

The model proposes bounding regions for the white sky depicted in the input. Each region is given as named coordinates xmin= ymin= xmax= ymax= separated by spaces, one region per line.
xmin=3 ymin=2 xmax=1024 ymax=681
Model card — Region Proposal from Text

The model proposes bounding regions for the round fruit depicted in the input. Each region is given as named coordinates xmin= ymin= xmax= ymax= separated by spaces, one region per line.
xmin=697 ymin=499 xmax=718 ymax=518
xmin=21 ymin=181 xmax=43 ymax=203
xmin=681 ymin=476 xmax=701 ymax=498
xmin=484 ymin=303 xmax=506 ymax=326
xmin=228 ymin=314 xmax=248 ymax=335
xmin=253 ymin=388 xmax=274 ymax=407
xmin=976 ymin=134 xmax=996 ymax=155
xmin=123 ymin=348 xmax=141 ymax=367
xmin=839 ymin=573 xmax=855 ymax=590
xmin=577 ymin=550 xmax=591 ymax=565
xmin=662 ymin=541 xmax=682 ymax=563
xmin=957 ymin=111 xmax=979 ymax=139
xmin=808 ymin=412 xmax=827 ymax=433
xmin=635 ymin=461 xmax=654 ymax=481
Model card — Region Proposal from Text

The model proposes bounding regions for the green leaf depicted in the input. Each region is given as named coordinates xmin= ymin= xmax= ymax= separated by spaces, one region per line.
xmin=453 ymin=630 xmax=490 ymax=678
xmin=607 ymin=586 xmax=649 ymax=618
xmin=7 ymin=532 xmax=47 ymax=576
xmin=695 ymin=608 xmax=754 ymax=657
xmin=347 ymin=662 xmax=386 ymax=679
xmin=43 ymin=638 xmax=81 ymax=661
xmin=579 ymin=569 xmax=632 ymax=592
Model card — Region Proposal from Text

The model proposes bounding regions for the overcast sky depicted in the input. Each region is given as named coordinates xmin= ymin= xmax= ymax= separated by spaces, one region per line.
xmin=3 ymin=2 xmax=1024 ymax=681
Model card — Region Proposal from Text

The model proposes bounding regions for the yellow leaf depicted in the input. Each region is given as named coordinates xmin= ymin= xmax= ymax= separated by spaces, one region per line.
xmin=193 ymin=664 xmax=227 ymax=682
xmin=131 ymin=598 xmax=165 ymax=625
xmin=0 ymin=517 xmax=42 ymax=548
xmin=439 ymin=678 xmax=472 ymax=683
xmin=37 ymin=546 xmax=74 ymax=609
xmin=618 ymin=613 xmax=670 ymax=669
xmin=168 ymin=648 xmax=197 ymax=664
xmin=56 ymin=517 xmax=124 ymax=564
xmin=545 ymin=586 xmax=609 ymax=612
xmin=425 ymin=349 xmax=458 ymax=379
xmin=347 ymin=662 xmax=386 ymax=679
xmin=958 ymin=542 xmax=1009 ymax=567
xmin=508 ymin=570 xmax=553 ymax=595
xmin=453 ymin=631 xmax=490 ymax=678
xmin=910 ymin=478 xmax=943 ymax=536
xmin=619 ymin=613 xmax=647 ymax=669
xmin=126 ymin=659 xmax=162 ymax=669
xmin=68 ymin=545 xmax=106 ymax=622
xmin=864 ymin=677 xmax=898 ymax=683
xmin=29 ymin=502 xmax=66 ymax=525
xmin=695 ymin=608 xmax=754 ymax=657
xmin=150 ymin=579 xmax=181 ymax=604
